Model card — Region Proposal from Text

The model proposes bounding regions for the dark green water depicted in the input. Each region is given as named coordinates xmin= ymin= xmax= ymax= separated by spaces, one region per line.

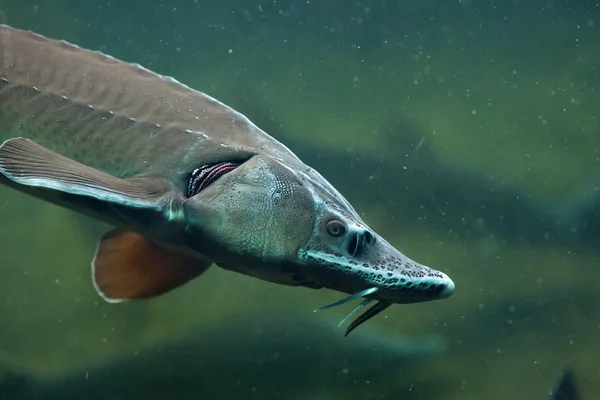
xmin=0 ymin=1 xmax=599 ymax=399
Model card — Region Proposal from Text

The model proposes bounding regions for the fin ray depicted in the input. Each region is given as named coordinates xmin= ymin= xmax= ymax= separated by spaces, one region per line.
xmin=0 ymin=137 xmax=183 ymax=227
xmin=92 ymin=229 xmax=212 ymax=302
xmin=0 ymin=138 xmax=167 ymax=207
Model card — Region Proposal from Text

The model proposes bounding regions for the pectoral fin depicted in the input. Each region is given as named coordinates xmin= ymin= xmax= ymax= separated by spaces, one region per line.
xmin=92 ymin=229 xmax=212 ymax=302
xmin=0 ymin=137 xmax=183 ymax=228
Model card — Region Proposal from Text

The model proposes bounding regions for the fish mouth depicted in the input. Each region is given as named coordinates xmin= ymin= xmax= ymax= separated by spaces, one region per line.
xmin=313 ymin=287 xmax=392 ymax=337
xmin=186 ymin=161 xmax=242 ymax=197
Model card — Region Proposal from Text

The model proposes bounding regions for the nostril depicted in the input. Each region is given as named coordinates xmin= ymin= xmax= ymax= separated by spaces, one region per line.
xmin=363 ymin=230 xmax=375 ymax=244
xmin=347 ymin=232 xmax=360 ymax=257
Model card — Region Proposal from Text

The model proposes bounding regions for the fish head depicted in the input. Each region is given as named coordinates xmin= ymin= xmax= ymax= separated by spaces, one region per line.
xmin=296 ymin=167 xmax=455 ymax=305
xmin=292 ymin=167 xmax=455 ymax=335
xmin=182 ymin=154 xmax=454 ymax=306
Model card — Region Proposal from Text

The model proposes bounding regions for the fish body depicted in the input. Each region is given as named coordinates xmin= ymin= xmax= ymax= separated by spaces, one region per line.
xmin=0 ymin=25 xmax=454 ymax=334
xmin=0 ymin=25 xmax=302 ymax=179
xmin=548 ymin=367 xmax=582 ymax=400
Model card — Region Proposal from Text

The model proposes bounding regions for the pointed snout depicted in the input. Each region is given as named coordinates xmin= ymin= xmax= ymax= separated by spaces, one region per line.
xmin=298 ymin=228 xmax=455 ymax=305
xmin=359 ymin=238 xmax=456 ymax=304
xmin=437 ymin=271 xmax=455 ymax=299
xmin=374 ymin=261 xmax=455 ymax=304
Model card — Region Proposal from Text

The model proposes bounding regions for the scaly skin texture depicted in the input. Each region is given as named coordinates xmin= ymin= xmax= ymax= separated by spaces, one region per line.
xmin=0 ymin=24 xmax=302 ymax=184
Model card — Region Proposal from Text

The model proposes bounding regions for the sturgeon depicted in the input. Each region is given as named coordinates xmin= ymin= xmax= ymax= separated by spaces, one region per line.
xmin=0 ymin=25 xmax=455 ymax=335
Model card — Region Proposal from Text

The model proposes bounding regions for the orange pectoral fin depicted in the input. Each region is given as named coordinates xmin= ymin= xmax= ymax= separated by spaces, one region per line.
xmin=92 ymin=229 xmax=211 ymax=302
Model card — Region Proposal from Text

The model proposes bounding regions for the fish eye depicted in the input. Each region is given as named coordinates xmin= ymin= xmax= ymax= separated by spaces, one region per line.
xmin=326 ymin=219 xmax=347 ymax=237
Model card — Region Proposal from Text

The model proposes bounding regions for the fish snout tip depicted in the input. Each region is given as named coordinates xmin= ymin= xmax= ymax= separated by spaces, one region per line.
xmin=388 ymin=264 xmax=455 ymax=303
xmin=438 ymin=272 xmax=455 ymax=299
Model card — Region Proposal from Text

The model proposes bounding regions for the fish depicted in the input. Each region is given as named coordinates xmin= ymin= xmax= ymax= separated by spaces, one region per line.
xmin=548 ymin=367 xmax=582 ymax=400
xmin=0 ymin=312 xmax=448 ymax=400
xmin=0 ymin=24 xmax=454 ymax=335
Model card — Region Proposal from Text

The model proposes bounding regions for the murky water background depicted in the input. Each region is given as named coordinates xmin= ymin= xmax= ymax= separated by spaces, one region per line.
xmin=0 ymin=1 xmax=599 ymax=399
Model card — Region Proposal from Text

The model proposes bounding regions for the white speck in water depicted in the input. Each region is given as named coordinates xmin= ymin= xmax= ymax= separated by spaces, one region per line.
xmin=508 ymin=305 xmax=516 ymax=312
xmin=414 ymin=137 xmax=425 ymax=154
xmin=228 ymin=49 xmax=233 ymax=54
xmin=471 ymin=110 xmax=477 ymax=115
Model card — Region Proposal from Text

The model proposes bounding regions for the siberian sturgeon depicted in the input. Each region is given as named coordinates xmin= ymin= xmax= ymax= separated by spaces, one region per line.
xmin=0 ymin=25 xmax=455 ymax=336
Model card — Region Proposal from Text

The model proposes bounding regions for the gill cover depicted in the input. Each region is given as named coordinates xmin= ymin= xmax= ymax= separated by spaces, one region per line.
xmin=182 ymin=155 xmax=317 ymax=285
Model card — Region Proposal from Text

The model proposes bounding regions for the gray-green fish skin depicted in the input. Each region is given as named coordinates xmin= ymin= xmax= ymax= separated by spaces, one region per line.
xmin=0 ymin=24 xmax=302 ymax=188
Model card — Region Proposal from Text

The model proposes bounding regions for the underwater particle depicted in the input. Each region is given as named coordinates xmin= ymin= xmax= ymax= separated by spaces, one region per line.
xmin=471 ymin=110 xmax=476 ymax=115
xmin=228 ymin=49 xmax=233 ymax=54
